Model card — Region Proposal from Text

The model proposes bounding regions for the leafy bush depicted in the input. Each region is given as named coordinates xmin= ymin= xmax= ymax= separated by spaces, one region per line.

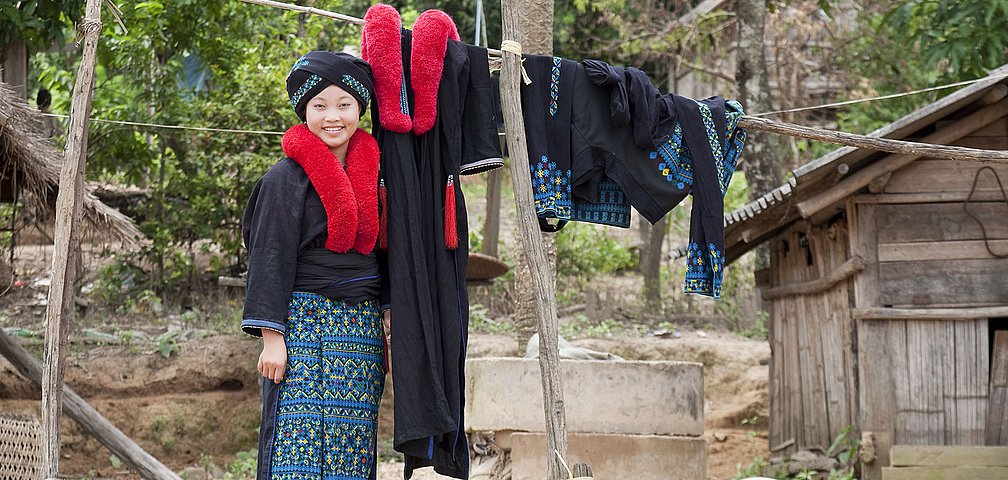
xmin=555 ymin=223 xmax=637 ymax=287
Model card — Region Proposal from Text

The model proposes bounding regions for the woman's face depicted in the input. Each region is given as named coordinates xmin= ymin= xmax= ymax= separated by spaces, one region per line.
xmin=305 ymin=84 xmax=361 ymax=158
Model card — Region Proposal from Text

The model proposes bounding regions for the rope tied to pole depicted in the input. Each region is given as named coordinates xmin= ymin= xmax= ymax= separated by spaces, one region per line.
xmin=76 ymin=18 xmax=103 ymax=41
xmin=500 ymin=40 xmax=532 ymax=85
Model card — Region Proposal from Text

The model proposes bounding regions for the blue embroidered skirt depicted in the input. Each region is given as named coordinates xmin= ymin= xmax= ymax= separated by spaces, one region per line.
xmin=257 ymin=292 xmax=386 ymax=480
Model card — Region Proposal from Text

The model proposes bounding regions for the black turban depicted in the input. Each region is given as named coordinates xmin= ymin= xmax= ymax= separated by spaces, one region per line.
xmin=286 ymin=51 xmax=374 ymax=121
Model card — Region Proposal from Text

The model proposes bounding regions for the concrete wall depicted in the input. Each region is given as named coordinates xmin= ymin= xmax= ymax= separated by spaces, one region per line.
xmin=510 ymin=432 xmax=706 ymax=480
xmin=465 ymin=358 xmax=704 ymax=436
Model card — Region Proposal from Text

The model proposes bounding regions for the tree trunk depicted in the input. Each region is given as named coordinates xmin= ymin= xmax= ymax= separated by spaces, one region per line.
xmin=1 ymin=39 xmax=28 ymax=100
xmin=640 ymin=65 xmax=676 ymax=309
xmin=642 ymin=216 xmax=666 ymax=310
xmin=734 ymin=0 xmax=783 ymax=271
xmin=482 ymin=168 xmax=502 ymax=258
xmin=512 ymin=0 xmax=556 ymax=351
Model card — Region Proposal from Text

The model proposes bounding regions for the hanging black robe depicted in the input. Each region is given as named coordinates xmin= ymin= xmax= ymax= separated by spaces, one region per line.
xmin=363 ymin=6 xmax=503 ymax=477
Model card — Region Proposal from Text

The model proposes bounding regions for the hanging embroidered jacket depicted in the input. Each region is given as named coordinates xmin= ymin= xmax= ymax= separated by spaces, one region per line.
xmin=518 ymin=55 xmax=746 ymax=298
xmin=520 ymin=56 xmax=632 ymax=231
xmin=361 ymin=5 xmax=503 ymax=479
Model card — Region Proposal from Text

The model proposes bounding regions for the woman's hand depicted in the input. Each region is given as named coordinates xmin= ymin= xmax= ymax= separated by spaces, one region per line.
xmin=258 ymin=329 xmax=287 ymax=384
xmin=382 ymin=310 xmax=391 ymax=338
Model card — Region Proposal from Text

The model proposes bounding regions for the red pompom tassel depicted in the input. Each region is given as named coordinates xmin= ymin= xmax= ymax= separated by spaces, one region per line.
xmin=444 ymin=175 xmax=458 ymax=249
xmin=379 ymin=179 xmax=389 ymax=250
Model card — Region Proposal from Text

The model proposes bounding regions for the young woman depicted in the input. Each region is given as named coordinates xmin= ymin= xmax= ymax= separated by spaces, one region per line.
xmin=241 ymin=51 xmax=389 ymax=480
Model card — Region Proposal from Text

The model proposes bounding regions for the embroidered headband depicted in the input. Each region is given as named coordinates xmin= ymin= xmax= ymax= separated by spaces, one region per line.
xmin=286 ymin=51 xmax=375 ymax=121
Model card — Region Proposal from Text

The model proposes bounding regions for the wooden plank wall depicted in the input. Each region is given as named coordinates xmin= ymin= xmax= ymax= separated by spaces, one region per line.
xmin=989 ymin=331 xmax=1008 ymax=445
xmin=883 ymin=445 xmax=1008 ymax=479
xmin=857 ymin=319 xmax=990 ymax=473
xmin=876 ymin=124 xmax=1008 ymax=307
xmin=768 ymin=221 xmax=856 ymax=455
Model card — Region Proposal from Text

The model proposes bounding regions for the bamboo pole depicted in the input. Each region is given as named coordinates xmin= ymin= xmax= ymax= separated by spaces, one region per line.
xmin=499 ymin=4 xmax=568 ymax=480
xmin=42 ymin=0 xmax=102 ymax=476
xmin=0 ymin=330 xmax=181 ymax=480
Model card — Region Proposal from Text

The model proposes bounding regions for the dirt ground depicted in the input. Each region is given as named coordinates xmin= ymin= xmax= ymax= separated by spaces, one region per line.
xmin=0 ymin=244 xmax=769 ymax=480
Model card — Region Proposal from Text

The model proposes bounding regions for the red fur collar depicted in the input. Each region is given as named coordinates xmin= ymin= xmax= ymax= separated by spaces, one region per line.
xmin=281 ymin=124 xmax=380 ymax=254
xmin=411 ymin=10 xmax=459 ymax=134
xmin=361 ymin=4 xmax=459 ymax=135
xmin=362 ymin=4 xmax=412 ymax=133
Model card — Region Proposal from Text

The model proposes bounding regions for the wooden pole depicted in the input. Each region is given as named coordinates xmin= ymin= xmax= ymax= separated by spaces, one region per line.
xmin=761 ymin=255 xmax=865 ymax=300
xmin=0 ymin=330 xmax=182 ymax=480
xmin=795 ymin=97 xmax=1008 ymax=218
xmin=739 ymin=112 xmax=1008 ymax=164
xmin=42 ymin=0 xmax=102 ymax=476
xmin=499 ymin=3 xmax=568 ymax=479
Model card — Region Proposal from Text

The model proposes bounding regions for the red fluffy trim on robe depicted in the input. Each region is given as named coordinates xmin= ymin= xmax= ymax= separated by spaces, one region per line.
xmin=410 ymin=10 xmax=459 ymax=135
xmin=281 ymin=124 xmax=380 ymax=255
xmin=361 ymin=4 xmax=412 ymax=133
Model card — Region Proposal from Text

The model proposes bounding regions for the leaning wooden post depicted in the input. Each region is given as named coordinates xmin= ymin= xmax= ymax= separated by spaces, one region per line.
xmin=42 ymin=0 xmax=102 ymax=476
xmin=0 ymin=330 xmax=182 ymax=480
xmin=499 ymin=2 xmax=568 ymax=479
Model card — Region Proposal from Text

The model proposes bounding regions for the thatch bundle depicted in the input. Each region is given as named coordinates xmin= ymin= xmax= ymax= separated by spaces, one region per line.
xmin=0 ymin=81 xmax=142 ymax=246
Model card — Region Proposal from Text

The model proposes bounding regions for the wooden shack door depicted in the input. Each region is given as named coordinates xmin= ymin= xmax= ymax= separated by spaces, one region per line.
xmin=767 ymin=221 xmax=857 ymax=458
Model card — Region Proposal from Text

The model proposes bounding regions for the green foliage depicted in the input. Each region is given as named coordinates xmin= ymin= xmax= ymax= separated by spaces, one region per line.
xmin=795 ymin=470 xmax=817 ymax=480
xmin=827 ymin=0 xmax=1008 ymax=151
xmin=827 ymin=424 xmax=862 ymax=471
xmin=733 ymin=456 xmax=769 ymax=480
xmin=738 ymin=310 xmax=769 ymax=339
xmin=30 ymin=1 xmax=372 ymax=305
xmin=468 ymin=303 xmax=513 ymax=334
xmin=224 ymin=449 xmax=258 ymax=480
xmin=0 ymin=0 xmax=84 ymax=50
xmin=885 ymin=0 xmax=1008 ymax=81
xmin=560 ymin=315 xmax=639 ymax=339
xmin=555 ymin=223 xmax=637 ymax=288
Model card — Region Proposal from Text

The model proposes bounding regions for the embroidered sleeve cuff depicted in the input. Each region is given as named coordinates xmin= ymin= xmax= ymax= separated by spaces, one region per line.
xmin=241 ymin=319 xmax=287 ymax=338
xmin=460 ymin=157 xmax=505 ymax=175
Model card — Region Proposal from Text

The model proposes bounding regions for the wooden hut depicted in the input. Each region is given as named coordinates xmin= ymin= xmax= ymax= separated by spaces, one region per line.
xmin=722 ymin=65 xmax=1008 ymax=479
xmin=0 ymin=80 xmax=141 ymax=247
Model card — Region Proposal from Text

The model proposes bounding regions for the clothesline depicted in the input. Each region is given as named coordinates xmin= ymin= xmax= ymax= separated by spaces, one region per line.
xmin=41 ymin=112 xmax=284 ymax=135
xmin=40 ymin=111 xmax=1008 ymax=163
xmin=753 ymin=73 xmax=1008 ymax=117
xmin=241 ymin=0 xmax=1008 ymax=120
xmin=239 ymin=0 xmax=505 ymax=56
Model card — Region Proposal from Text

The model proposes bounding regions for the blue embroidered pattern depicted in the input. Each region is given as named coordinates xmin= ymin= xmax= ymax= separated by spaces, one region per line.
xmin=684 ymin=242 xmax=724 ymax=298
xmin=648 ymin=100 xmax=745 ymax=197
xmin=571 ymin=178 xmax=631 ymax=228
xmin=269 ymin=293 xmax=385 ymax=480
xmin=531 ymin=155 xmax=572 ymax=220
xmin=549 ymin=56 xmax=561 ymax=117
xmin=288 ymin=55 xmax=309 ymax=77
xmin=399 ymin=73 xmax=411 ymax=115
xmin=680 ymin=99 xmax=746 ymax=299
xmin=290 ymin=73 xmax=323 ymax=110
xmin=651 ymin=122 xmax=693 ymax=190
xmin=341 ymin=74 xmax=371 ymax=105
xmin=721 ymin=100 xmax=745 ymax=195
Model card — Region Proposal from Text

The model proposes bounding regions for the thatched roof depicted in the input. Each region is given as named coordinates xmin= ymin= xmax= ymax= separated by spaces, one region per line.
xmin=0 ymin=81 xmax=143 ymax=246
